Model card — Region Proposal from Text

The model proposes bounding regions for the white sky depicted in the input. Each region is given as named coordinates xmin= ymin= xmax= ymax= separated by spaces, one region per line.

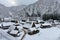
xmin=0 ymin=0 xmax=38 ymax=7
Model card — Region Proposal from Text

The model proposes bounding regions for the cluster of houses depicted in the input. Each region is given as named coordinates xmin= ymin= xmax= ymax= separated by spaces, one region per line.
xmin=0 ymin=17 xmax=19 ymax=29
xmin=0 ymin=17 xmax=60 ymax=29
xmin=0 ymin=17 xmax=40 ymax=37
xmin=0 ymin=17 xmax=60 ymax=40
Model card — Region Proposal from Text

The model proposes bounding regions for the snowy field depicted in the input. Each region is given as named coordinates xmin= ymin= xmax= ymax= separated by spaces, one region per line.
xmin=0 ymin=21 xmax=60 ymax=40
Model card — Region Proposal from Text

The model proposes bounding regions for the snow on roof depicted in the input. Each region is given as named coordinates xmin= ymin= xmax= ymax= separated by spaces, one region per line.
xmin=42 ymin=23 xmax=51 ymax=26
xmin=9 ymin=25 xmax=16 ymax=30
xmin=2 ymin=22 xmax=15 ymax=26
xmin=38 ymin=20 xmax=44 ymax=22
xmin=22 ymin=24 xmax=32 ymax=28
xmin=17 ymin=26 xmax=23 ymax=31
xmin=0 ymin=23 xmax=1 ymax=27
xmin=4 ymin=17 xmax=11 ymax=20
xmin=10 ymin=30 xmax=18 ymax=35
xmin=35 ymin=24 xmax=41 ymax=28
xmin=29 ymin=27 xmax=37 ymax=31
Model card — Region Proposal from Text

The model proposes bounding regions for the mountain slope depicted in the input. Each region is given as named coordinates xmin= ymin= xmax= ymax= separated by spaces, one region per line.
xmin=19 ymin=0 xmax=60 ymax=17
xmin=0 ymin=4 xmax=10 ymax=18
xmin=8 ymin=5 xmax=26 ymax=17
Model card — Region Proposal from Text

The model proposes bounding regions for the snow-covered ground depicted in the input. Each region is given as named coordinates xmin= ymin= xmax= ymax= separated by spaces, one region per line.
xmin=0 ymin=21 xmax=60 ymax=40
xmin=0 ymin=29 xmax=17 ymax=40
xmin=24 ymin=27 xmax=60 ymax=40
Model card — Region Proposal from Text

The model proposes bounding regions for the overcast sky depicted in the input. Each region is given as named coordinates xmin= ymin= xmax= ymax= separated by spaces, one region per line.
xmin=0 ymin=0 xmax=38 ymax=7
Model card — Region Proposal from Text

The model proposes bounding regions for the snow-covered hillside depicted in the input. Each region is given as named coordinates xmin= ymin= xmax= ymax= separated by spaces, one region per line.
xmin=8 ymin=5 xmax=26 ymax=17
xmin=0 ymin=4 xmax=26 ymax=18
xmin=0 ymin=0 xmax=60 ymax=18
xmin=18 ymin=0 xmax=60 ymax=17
xmin=0 ymin=4 xmax=10 ymax=18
